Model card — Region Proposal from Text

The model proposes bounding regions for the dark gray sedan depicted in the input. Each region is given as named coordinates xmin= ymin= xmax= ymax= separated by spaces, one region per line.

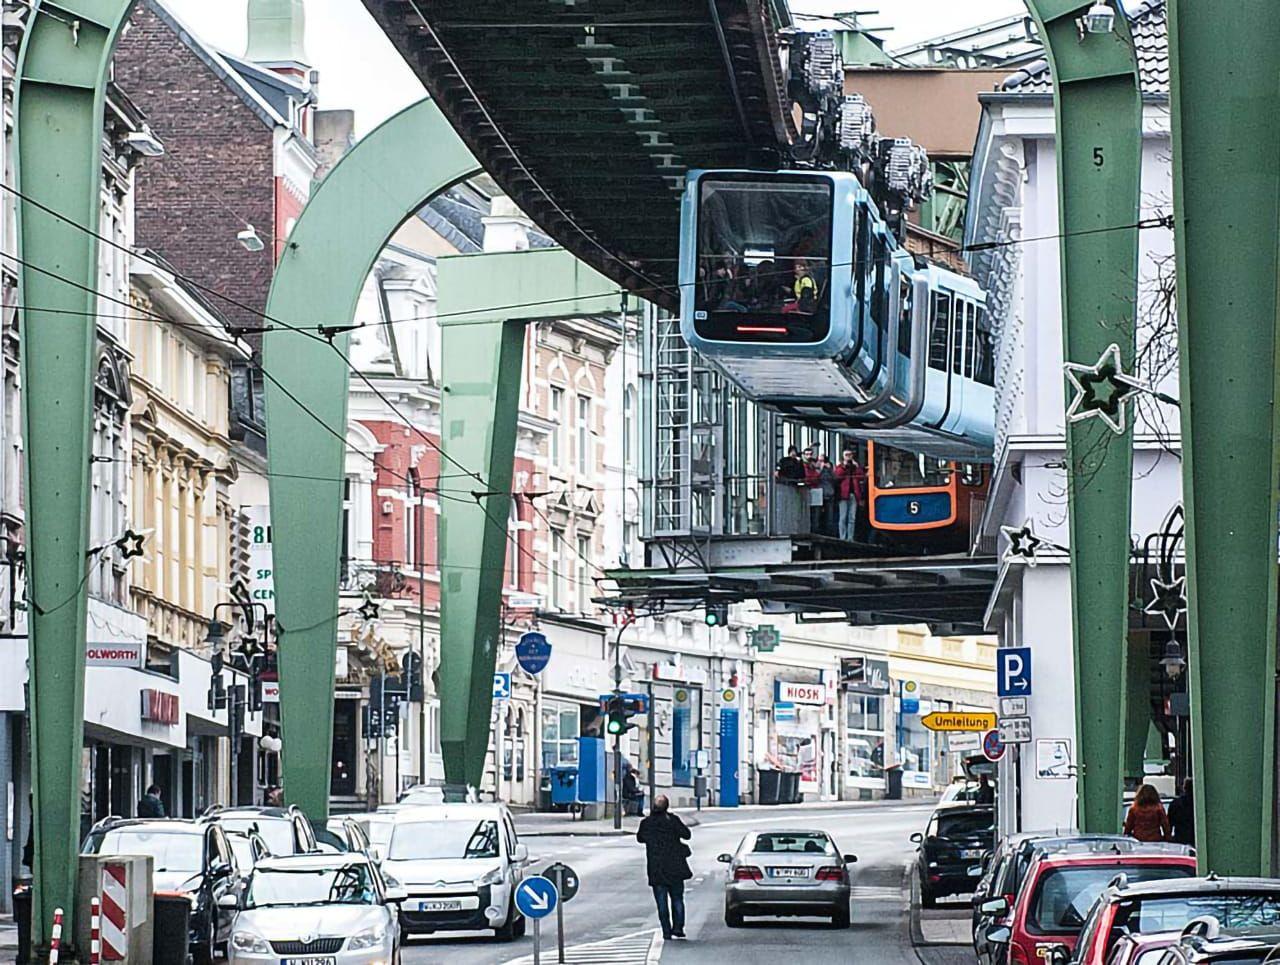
xmin=719 ymin=830 xmax=856 ymax=928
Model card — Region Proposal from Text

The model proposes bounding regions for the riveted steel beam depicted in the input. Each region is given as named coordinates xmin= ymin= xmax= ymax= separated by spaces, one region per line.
xmin=1023 ymin=0 xmax=1142 ymax=832
xmin=264 ymin=98 xmax=478 ymax=820
xmin=14 ymin=0 xmax=138 ymax=949
xmin=1168 ymin=0 xmax=1280 ymax=875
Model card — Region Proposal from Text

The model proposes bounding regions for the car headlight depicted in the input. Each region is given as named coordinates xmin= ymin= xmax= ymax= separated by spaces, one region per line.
xmin=231 ymin=931 xmax=271 ymax=954
xmin=475 ymin=866 xmax=505 ymax=888
xmin=348 ymin=925 xmax=387 ymax=950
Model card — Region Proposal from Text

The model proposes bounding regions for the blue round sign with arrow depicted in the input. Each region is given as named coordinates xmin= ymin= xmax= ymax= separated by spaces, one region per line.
xmin=516 ymin=631 xmax=552 ymax=675
xmin=514 ymin=874 xmax=558 ymax=920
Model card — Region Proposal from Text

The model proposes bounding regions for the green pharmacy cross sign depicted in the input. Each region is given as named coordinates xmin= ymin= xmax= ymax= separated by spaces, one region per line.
xmin=751 ymin=625 xmax=780 ymax=652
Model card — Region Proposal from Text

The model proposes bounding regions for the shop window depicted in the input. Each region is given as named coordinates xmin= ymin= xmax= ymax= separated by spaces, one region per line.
xmin=846 ymin=694 xmax=886 ymax=781
xmin=541 ymin=699 xmax=581 ymax=769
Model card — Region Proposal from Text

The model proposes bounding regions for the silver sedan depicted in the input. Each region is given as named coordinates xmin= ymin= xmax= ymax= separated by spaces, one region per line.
xmin=719 ymin=829 xmax=856 ymax=928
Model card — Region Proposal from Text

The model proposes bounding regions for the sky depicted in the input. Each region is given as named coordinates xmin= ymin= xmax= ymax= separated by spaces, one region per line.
xmin=163 ymin=0 xmax=1026 ymax=139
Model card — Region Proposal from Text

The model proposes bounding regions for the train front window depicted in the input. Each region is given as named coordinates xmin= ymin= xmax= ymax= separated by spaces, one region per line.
xmin=694 ymin=176 xmax=833 ymax=343
xmin=875 ymin=448 xmax=952 ymax=489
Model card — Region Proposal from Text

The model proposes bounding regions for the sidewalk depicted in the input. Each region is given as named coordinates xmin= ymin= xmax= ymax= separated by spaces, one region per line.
xmin=514 ymin=795 xmax=934 ymax=837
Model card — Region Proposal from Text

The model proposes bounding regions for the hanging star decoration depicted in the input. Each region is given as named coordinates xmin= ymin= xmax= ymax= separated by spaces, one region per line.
xmin=114 ymin=528 xmax=147 ymax=560
xmin=1145 ymin=574 xmax=1187 ymax=631
xmin=1000 ymin=520 xmax=1066 ymax=568
xmin=1064 ymin=343 xmax=1143 ymax=435
xmin=357 ymin=594 xmax=380 ymax=624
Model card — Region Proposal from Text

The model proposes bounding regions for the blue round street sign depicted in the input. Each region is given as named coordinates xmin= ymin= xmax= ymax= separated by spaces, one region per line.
xmin=516 ymin=631 xmax=552 ymax=675
xmin=514 ymin=875 xmax=558 ymax=920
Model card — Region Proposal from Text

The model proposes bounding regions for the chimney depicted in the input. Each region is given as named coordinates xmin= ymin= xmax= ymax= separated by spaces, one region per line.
xmin=482 ymin=196 xmax=534 ymax=253
xmin=246 ymin=0 xmax=310 ymax=77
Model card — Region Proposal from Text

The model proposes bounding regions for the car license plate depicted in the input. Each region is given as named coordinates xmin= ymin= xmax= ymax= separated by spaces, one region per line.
xmin=415 ymin=898 xmax=463 ymax=911
xmin=768 ymin=867 xmax=808 ymax=878
xmin=283 ymin=958 xmax=335 ymax=965
xmin=961 ymin=849 xmax=984 ymax=859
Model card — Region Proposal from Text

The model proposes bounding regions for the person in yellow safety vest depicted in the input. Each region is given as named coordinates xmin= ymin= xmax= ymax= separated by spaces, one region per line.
xmin=791 ymin=258 xmax=816 ymax=313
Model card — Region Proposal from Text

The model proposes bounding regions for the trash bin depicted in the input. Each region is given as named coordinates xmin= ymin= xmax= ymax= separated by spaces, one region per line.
xmin=549 ymin=765 xmax=579 ymax=808
xmin=886 ymin=765 xmax=904 ymax=800
xmin=537 ymin=770 xmax=553 ymax=811
xmin=757 ymin=769 xmax=781 ymax=805
xmin=153 ymin=893 xmax=192 ymax=964
xmin=782 ymin=772 xmax=801 ymax=804
xmin=13 ymin=880 xmax=31 ymax=964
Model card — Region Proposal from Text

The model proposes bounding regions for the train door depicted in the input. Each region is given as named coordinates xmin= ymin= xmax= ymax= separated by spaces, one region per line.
xmin=921 ymin=283 xmax=953 ymax=428
xmin=942 ymin=297 xmax=971 ymax=435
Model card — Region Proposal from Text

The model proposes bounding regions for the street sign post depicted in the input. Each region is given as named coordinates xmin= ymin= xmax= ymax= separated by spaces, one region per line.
xmin=997 ymin=647 xmax=1033 ymax=697
xmin=998 ymin=696 xmax=1028 ymax=717
xmin=921 ymin=710 xmax=997 ymax=732
xmin=998 ymin=716 xmax=1033 ymax=745
xmin=543 ymin=862 xmax=579 ymax=963
xmin=948 ymin=732 xmax=982 ymax=753
xmin=982 ymin=729 xmax=1006 ymax=762
xmin=516 ymin=631 xmax=552 ymax=676
xmin=516 ymin=875 xmax=559 ymax=965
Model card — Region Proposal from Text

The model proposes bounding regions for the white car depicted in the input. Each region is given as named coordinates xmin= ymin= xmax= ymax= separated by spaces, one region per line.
xmin=381 ymin=803 xmax=530 ymax=941
xmin=223 ymin=852 xmax=405 ymax=964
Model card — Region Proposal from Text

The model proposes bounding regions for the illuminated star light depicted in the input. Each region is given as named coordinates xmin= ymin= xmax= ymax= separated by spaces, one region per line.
xmin=1064 ymin=342 xmax=1144 ymax=435
xmin=114 ymin=528 xmax=147 ymax=560
xmin=1000 ymin=522 xmax=1046 ymax=567
xmin=1145 ymin=575 xmax=1187 ymax=631
xmin=357 ymin=594 xmax=380 ymax=623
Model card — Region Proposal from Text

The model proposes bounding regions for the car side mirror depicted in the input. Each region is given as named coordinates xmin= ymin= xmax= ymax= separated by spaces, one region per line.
xmin=910 ymin=832 xmax=924 ymax=844
xmin=717 ymin=853 xmax=733 ymax=863
xmin=986 ymin=925 xmax=1011 ymax=945
xmin=842 ymin=854 xmax=858 ymax=864
xmin=211 ymin=860 xmax=233 ymax=879
xmin=384 ymin=885 xmax=408 ymax=904
xmin=216 ymin=893 xmax=239 ymax=910
xmin=980 ymin=897 xmax=1010 ymax=916
xmin=513 ymin=843 xmax=529 ymax=863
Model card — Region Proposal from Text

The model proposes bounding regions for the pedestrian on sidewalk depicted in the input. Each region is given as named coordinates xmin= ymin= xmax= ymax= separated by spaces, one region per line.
xmin=636 ymin=795 xmax=692 ymax=941
xmin=1123 ymin=783 xmax=1171 ymax=842
xmin=137 ymin=784 xmax=165 ymax=818
xmin=1168 ymin=778 xmax=1195 ymax=845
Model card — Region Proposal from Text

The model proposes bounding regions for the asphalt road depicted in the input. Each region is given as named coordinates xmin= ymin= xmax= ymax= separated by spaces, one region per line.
xmin=400 ymin=801 xmax=976 ymax=965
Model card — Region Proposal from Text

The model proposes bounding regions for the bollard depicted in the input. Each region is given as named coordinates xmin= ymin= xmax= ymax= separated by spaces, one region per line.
xmin=48 ymin=907 xmax=63 ymax=964
xmin=89 ymin=897 xmax=101 ymax=965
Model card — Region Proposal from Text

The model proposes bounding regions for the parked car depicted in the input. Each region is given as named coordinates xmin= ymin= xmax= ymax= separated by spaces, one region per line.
xmin=318 ymin=815 xmax=372 ymax=855
xmin=1068 ymin=876 xmax=1280 ymax=964
xmin=974 ymin=834 xmax=1132 ymax=963
xmin=83 ymin=817 xmax=241 ymax=964
xmin=981 ymin=840 xmax=1195 ymax=965
xmin=207 ymin=805 xmax=318 ymax=857
xmin=719 ymin=829 xmax=856 ymax=928
xmin=1149 ymin=918 xmax=1280 ymax=963
xmin=224 ymin=828 xmax=272 ymax=872
xmin=940 ymin=781 xmax=982 ymax=805
xmin=1103 ymin=931 xmax=1186 ymax=965
xmin=398 ymin=785 xmax=446 ymax=806
xmin=381 ymin=803 xmax=530 ymax=940
xmin=344 ymin=810 xmax=399 ymax=861
xmin=223 ymin=852 xmax=405 ymax=963
xmin=912 ymin=804 xmax=995 ymax=907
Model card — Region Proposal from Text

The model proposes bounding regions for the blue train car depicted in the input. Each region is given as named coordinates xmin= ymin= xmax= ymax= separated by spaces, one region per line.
xmin=680 ymin=169 xmax=995 ymax=461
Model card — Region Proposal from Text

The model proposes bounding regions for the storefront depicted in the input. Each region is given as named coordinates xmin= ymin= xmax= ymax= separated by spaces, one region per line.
xmin=753 ymin=668 xmax=837 ymax=802
xmin=840 ymin=655 xmax=891 ymax=798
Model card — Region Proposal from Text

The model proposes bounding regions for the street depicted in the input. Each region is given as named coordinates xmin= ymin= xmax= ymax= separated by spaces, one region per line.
xmin=401 ymin=802 xmax=973 ymax=965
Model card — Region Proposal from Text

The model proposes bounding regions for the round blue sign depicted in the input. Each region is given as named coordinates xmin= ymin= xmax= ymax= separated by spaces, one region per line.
xmin=982 ymin=728 xmax=1005 ymax=763
xmin=514 ymin=875 xmax=558 ymax=920
xmin=516 ymin=631 xmax=552 ymax=675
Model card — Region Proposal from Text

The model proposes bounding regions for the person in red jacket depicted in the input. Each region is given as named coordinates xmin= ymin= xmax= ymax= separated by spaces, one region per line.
xmin=1123 ymin=783 xmax=1172 ymax=842
xmin=834 ymin=448 xmax=867 ymax=543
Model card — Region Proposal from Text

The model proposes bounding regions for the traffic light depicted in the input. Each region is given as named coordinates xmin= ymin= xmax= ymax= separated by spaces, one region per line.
xmin=704 ymin=603 xmax=729 ymax=627
xmin=605 ymin=694 xmax=639 ymax=736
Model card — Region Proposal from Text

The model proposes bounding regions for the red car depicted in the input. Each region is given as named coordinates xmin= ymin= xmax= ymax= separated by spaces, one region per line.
xmin=983 ymin=841 xmax=1196 ymax=965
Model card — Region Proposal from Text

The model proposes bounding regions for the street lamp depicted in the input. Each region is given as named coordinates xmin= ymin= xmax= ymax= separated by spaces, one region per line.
xmin=237 ymin=224 xmax=265 ymax=252
xmin=1082 ymin=1 xmax=1116 ymax=34
xmin=1160 ymin=638 xmax=1186 ymax=678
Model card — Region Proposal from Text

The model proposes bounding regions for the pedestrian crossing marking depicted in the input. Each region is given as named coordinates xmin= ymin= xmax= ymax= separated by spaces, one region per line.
xmin=851 ymin=885 xmax=905 ymax=902
xmin=503 ymin=927 xmax=662 ymax=965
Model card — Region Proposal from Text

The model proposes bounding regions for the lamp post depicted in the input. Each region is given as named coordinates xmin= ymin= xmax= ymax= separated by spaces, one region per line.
xmin=206 ymin=597 xmax=273 ymax=806
xmin=612 ymin=610 xmax=636 ymax=830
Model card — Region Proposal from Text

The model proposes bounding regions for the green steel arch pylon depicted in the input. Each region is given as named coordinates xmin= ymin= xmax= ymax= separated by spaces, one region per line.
xmin=14 ymin=0 xmax=138 ymax=950
xmin=1022 ymin=0 xmax=1143 ymax=832
xmin=1168 ymin=0 xmax=1280 ymax=875
xmin=263 ymin=98 xmax=479 ymax=820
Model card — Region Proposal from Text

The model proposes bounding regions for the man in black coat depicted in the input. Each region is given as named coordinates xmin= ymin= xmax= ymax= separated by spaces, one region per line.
xmin=636 ymin=795 xmax=692 ymax=940
xmin=1168 ymin=777 xmax=1195 ymax=846
xmin=137 ymin=784 xmax=165 ymax=818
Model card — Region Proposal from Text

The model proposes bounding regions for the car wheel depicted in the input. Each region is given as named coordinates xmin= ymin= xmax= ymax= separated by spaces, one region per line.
xmin=495 ymin=903 xmax=518 ymax=941
xmin=920 ymin=883 xmax=938 ymax=909
xmin=831 ymin=903 xmax=851 ymax=929
xmin=724 ymin=902 xmax=744 ymax=928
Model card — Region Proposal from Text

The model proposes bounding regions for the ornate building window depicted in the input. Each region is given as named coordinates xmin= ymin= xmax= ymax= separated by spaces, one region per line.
xmin=90 ymin=349 xmax=130 ymax=604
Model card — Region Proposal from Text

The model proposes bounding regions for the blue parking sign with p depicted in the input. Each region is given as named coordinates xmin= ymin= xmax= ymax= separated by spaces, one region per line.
xmin=493 ymin=672 xmax=512 ymax=700
xmin=997 ymin=647 xmax=1032 ymax=697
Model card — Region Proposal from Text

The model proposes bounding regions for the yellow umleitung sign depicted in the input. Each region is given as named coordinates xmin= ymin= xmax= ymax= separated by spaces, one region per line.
xmin=921 ymin=711 xmax=998 ymax=733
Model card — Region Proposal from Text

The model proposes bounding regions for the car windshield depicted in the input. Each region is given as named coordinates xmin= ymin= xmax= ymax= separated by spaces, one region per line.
xmin=354 ymin=817 xmax=394 ymax=850
xmin=245 ymin=864 xmax=377 ymax=908
xmin=387 ymin=820 xmax=500 ymax=861
xmin=218 ymin=818 xmax=294 ymax=856
xmin=933 ymin=812 xmax=994 ymax=839
xmin=1030 ymin=865 xmax=1195 ymax=935
xmin=227 ymin=836 xmax=261 ymax=868
xmin=95 ymin=829 xmax=202 ymax=873
xmin=1116 ymin=894 xmax=1280 ymax=936
xmin=751 ymin=833 xmax=833 ymax=854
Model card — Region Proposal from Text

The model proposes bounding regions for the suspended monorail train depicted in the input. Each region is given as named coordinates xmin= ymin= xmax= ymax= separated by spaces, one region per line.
xmin=680 ymin=169 xmax=995 ymax=462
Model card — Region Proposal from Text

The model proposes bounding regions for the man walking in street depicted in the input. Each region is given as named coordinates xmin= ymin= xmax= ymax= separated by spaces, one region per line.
xmin=1168 ymin=777 xmax=1195 ymax=845
xmin=636 ymin=795 xmax=693 ymax=940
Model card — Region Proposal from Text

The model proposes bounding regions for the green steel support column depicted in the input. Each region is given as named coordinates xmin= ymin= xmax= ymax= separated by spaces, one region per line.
xmin=435 ymin=250 xmax=615 ymax=786
xmin=1168 ymin=1 xmax=1280 ymax=875
xmin=1023 ymin=0 xmax=1142 ymax=832
xmin=1124 ymin=637 xmax=1152 ymax=782
xmin=264 ymin=99 xmax=477 ymax=820
xmin=14 ymin=0 xmax=136 ymax=948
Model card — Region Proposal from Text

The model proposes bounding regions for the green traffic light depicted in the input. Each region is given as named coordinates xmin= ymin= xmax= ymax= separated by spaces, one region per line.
xmin=607 ymin=717 xmax=624 ymax=735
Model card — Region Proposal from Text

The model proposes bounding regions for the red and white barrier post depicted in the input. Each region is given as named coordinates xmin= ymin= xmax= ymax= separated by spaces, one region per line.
xmin=89 ymin=896 xmax=101 ymax=965
xmin=47 ymin=907 xmax=63 ymax=964
xmin=100 ymin=863 xmax=128 ymax=961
